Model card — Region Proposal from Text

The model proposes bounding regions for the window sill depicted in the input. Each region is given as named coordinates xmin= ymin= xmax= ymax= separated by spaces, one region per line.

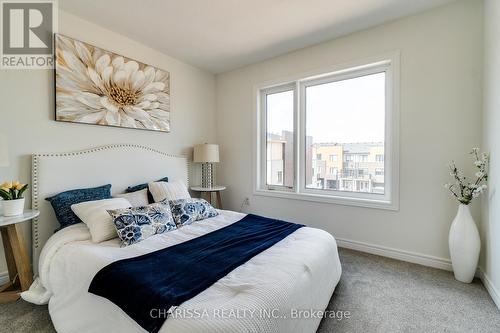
xmin=253 ymin=189 xmax=399 ymax=211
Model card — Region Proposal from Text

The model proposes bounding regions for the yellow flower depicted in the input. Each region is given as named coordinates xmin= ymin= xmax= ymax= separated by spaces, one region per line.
xmin=15 ymin=183 xmax=25 ymax=190
xmin=12 ymin=181 xmax=20 ymax=188
xmin=1 ymin=181 xmax=12 ymax=190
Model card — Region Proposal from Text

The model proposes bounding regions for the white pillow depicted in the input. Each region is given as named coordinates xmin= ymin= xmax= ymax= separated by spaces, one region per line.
xmin=71 ymin=198 xmax=131 ymax=243
xmin=148 ymin=180 xmax=190 ymax=202
xmin=114 ymin=188 xmax=149 ymax=207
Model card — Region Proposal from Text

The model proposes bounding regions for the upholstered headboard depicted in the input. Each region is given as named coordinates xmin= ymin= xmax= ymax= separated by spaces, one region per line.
xmin=31 ymin=144 xmax=189 ymax=275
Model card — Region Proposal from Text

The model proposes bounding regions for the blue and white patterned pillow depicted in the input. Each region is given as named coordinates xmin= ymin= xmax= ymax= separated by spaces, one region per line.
xmin=168 ymin=198 xmax=218 ymax=227
xmin=107 ymin=202 xmax=176 ymax=246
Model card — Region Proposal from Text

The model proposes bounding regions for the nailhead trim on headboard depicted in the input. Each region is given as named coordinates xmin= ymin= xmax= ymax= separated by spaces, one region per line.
xmin=32 ymin=154 xmax=40 ymax=249
xmin=31 ymin=144 xmax=190 ymax=251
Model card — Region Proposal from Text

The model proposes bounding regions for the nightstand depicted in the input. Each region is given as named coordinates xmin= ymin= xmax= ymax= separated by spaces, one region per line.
xmin=0 ymin=209 xmax=39 ymax=303
xmin=190 ymin=186 xmax=226 ymax=209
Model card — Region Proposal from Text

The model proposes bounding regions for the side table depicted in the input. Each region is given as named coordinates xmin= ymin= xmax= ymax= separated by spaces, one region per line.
xmin=0 ymin=209 xmax=39 ymax=303
xmin=190 ymin=186 xmax=226 ymax=209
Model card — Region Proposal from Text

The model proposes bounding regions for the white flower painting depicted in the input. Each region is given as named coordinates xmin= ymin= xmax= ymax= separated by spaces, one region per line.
xmin=55 ymin=34 xmax=171 ymax=132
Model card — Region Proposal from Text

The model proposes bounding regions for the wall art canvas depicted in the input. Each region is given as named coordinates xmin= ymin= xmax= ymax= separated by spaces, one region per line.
xmin=55 ymin=34 xmax=171 ymax=132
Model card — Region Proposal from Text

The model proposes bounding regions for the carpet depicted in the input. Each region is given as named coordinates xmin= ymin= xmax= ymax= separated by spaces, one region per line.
xmin=317 ymin=249 xmax=500 ymax=332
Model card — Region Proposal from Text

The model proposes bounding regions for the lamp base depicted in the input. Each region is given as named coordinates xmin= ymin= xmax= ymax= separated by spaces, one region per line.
xmin=201 ymin=163 xmax=214 ymax=188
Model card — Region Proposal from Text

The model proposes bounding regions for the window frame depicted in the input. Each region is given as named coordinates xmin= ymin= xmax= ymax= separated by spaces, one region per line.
xmin=254 ymin=52 xmax=400 ymax=211
xmin=259 ymin=82 xmax=297 ymax=192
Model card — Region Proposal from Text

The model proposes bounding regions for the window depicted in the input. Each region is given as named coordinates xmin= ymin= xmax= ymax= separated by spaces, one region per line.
xmin=263 ymin=86 xmax=295 ymax=189
xmin=358 ymin=181 xmax=369 ymax=192
xmin=305 ymin=69 xmax=388 ymax=196
xmin=326 ymin=179 xmax=337 ymax=189
xmin=342 ymin=180 xmax=353 ymax=191
xmin=277 ymin=171 xmax=283 ymax=184
xmin=257 ymin=55 xmax=399 ymax=210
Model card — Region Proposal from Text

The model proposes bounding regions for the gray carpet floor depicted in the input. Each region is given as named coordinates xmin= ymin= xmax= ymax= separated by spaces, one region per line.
xmin=317 ymin=249 xmax=500 ymax=333
xmin=0 ymin=248 xmax=499 ymax=332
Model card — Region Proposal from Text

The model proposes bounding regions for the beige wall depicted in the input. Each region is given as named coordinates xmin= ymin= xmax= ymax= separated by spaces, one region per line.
xmin=481 ymin=0 xmax=500 ymax=307
xmin=0 ymin=10 xmax=216 ymax=275
xmin=216 ymin=0 xmax=483 ymax=262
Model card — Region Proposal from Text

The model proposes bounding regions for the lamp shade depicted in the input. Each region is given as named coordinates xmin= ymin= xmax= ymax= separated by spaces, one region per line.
xmin=193 ymin=144 xmax=219 ymax=163
xmin=0 ymin=134 xmax=8 ymax=167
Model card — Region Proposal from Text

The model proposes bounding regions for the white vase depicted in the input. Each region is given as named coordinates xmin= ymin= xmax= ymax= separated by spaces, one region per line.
xmin=449 ymin=204 xmax=480 ymax=283
xmin=2 ymin=198 xmax=25 ymax=217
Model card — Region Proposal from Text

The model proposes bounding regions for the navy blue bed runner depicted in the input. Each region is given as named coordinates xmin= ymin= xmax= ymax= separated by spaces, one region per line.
xmin=88 ymin=214 xmax=304 ymax=333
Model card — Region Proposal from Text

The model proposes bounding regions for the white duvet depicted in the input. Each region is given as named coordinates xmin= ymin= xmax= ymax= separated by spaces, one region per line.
xmin=23 ymin=210 xmax=342 ymax=333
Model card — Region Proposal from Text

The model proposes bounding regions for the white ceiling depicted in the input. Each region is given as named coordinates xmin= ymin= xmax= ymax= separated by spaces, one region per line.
xmin=60 ymin=0 xmax=455 ymax=74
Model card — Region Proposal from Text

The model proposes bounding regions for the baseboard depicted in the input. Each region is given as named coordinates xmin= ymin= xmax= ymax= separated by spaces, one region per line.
xmin=335 ymin=237 xmax=453 ymax=271
xmin=478 ymin=269 xmax=500 ymax=310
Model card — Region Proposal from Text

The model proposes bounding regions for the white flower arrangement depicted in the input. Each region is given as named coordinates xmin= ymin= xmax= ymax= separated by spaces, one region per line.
xmin=445 ymin=148 xmax=489 ymax=205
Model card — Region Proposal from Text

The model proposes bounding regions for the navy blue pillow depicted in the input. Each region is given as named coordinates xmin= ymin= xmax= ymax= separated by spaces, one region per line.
xmin=126 ymin=177 xmax=168 ymax=203
xmin=46 ymin=184 xmax=112 ymax=230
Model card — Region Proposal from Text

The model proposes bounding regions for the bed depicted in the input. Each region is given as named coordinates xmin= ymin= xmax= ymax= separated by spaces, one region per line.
xmin=23 ymin=144 xmax=342 ymax=333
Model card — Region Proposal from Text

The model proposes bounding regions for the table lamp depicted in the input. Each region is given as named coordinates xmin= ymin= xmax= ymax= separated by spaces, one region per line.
xmin=193 ymin=144 xmax=219 ymax=188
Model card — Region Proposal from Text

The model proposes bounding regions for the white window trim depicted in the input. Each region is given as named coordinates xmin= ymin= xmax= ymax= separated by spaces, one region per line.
xmin=259 ymin=82 xmax=297 ymax=192
xmin=253 ymin=52 xmax=400 ymax=211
